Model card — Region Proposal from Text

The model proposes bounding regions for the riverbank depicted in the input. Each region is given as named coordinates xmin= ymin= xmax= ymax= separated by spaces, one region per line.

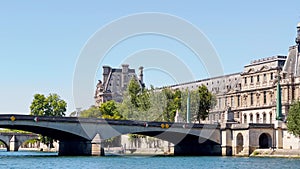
xmin=251 ymin=149 xmax=300 ymax=158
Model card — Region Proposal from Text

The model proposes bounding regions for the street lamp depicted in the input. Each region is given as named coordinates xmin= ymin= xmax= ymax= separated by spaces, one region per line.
xmin=76 ymin=107 xmax=82 ymax=117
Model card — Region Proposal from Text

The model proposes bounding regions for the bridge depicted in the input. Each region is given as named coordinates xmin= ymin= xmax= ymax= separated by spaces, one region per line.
xmin=0 ymin=132 xmax=38 ymax=151
xmin=0 ymin=114 xmax=221 ymax=156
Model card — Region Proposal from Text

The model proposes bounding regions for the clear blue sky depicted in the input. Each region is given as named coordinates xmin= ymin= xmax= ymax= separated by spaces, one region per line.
xmin=0 ymin=0 xmax=299 ymax=114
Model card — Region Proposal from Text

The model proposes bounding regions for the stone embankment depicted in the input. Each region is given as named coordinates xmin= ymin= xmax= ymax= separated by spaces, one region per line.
xmin=251 ymin=149 xmax=300 ymax=158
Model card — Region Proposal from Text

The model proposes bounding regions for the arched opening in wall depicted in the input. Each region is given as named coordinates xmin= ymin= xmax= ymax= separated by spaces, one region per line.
xmin=243 ymin=114 xmax=247 ymax=124
xmin=250 ymin=113 xmax=253 ymax=123
xmin=236 ymin=133 xmax=244 ymax=154
xmin=0 ymin=140 xmax=8 ymax=151
xmin=269 ymin=112 xmax=273 ymax=124
xmin=259 ymin=133 xmax=272 ymax=149
xmin=256 ymin=113 xmax=260 ymax=123
xmin=263 ymin=113 xmax=266 ymax=123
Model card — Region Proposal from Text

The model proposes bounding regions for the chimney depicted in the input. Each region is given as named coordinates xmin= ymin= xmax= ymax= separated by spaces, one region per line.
xmin=102 ymin=66 xmax=111 ymax=83
xmin=121 ymin=64 xmax=129 ymax=88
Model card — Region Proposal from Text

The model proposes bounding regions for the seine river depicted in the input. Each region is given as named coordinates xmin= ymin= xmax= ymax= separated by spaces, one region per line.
xmin=0 ymin=151 xmax=300 ymax=169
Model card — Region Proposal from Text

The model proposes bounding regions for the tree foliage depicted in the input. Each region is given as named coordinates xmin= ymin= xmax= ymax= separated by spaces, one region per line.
xmin=30 ymin=93 xmax=67 ymax=146
xmin=128 ymin=78 xmax=141 ymax=107
xmin=30 ymin=93 xmax=66 ymax=117
xmin=287 ymin=101 xmax=300 ymax=137
xmin=162 ymin=88 xmax=181 ymax=122
xmin=79 ymin=105 xmax=102 ymax=118
xmin=195 ymin=85 xmax=216 ymax=122
xmin=99 ymin=100 xmax=123 ymax=120
xmin=79 ymin=101 xmax=122 ymax=120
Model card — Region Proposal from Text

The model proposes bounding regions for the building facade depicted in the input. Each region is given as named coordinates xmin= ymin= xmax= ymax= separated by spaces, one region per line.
xmin=95 ymin=23 xmax=300 ymax=155
xmin=94 ymin=64 xmax=144 ymax=107
xmin=169 ymin=23 xmax=300 ymax=128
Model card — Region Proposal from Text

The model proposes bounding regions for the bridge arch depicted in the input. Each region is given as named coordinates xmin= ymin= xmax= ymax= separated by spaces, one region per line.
xmin=259 ymin=133 xmax=272 ymax=149
xmin=104 ymin=129 xmax=221 ymax=156
xmin=0 ymin=139 xmax=9 ymax=151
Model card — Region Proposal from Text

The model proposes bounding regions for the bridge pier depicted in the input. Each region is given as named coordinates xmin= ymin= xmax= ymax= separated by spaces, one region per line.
xmin=58 ymin=134 xmax=105 ymax=156
xmin=9 ymin=135 xmax=18 ymax=151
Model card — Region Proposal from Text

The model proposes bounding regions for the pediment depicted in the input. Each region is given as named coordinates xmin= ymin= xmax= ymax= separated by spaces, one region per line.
xmin=259 ymin=65 xmax=269 ymax=71
xmin=247 ymin=68 xmax=255 ymax=73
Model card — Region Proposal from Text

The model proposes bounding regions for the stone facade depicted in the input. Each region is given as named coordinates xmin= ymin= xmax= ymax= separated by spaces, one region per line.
xmin=94 ymin=64 xmax=144 ymax=107
xmin=169 ymin=55 xmax=287 ymax=125
xmin=94 ymin=23 xmax=300 ymax=156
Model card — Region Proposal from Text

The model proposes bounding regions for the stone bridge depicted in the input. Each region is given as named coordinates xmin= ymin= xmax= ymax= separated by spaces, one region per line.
xmin=0 ymin=114 xmax=221 ymax=156
xmin=0 ymin=132 xmax=38 ymax=151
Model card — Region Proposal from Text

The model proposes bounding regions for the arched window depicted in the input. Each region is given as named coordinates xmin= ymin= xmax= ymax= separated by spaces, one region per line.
xmin=244 ymin=114 xmax=247 ymax=124
xmin=250 ymin=113 xmax=253 ymax=123
xmin=269 ymin=112 xmax=273 ymax=124
xmin=256 ymin=113 xmax=260 ymax=123
xmin=263 ymin=113 xmax=266 ymax=123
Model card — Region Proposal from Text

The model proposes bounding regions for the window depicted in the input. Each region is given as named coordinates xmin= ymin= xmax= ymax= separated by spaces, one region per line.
xmin=263 ymin=91 xmax=267 ymax=104
xmin=263 ymin=113 xmax=266 ymax=123
xmin=256 ymin=114 xmax=260 ymax=123
xmin=244 ymin=114 xmax=247 ymax=124
xmin=250 ymin=76 xmax=253 ymax=83
xmin=237 ymin=95 xmax=240 ymax=107
xmin=244 ymin=77 xmax=247 ymax=84
xmin=263 ymin=74 xmax=267 ymax=81
xmin=257 ymin=75 xmax=260 ymax=82
xmin=218 ymin=98 xmax=221 ymax=108
xmin=270 ymin=73 xmax=273 ymax=80
xmin=250 ymin=93 xmax=254 ymax=105
xmin=231 ymin=96 xmax=234 ymax=107
xmin=250 ymin=114 xmax=253 ymax=122
xmin=270 ymin=112 xmax=273 ymax=124
xmin=225 ymin=97 xmax=227 ymax=107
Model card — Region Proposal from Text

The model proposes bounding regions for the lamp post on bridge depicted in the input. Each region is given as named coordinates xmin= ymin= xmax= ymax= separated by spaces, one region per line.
xmin=76 ymin=107 xmax=82 ymax=117
xmin=275 ymin=71 xmax=282 ymax=121
xmin=186 ymin=90 xmax=191 ymax=123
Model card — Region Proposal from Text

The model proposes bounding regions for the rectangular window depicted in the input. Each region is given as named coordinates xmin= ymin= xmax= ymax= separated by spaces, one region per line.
xmin=244 ymin=77 xmax=247 ymax=84
xmin=263 ymin=74 xmax=267 ymax=81
xmin=225 ymin=97 xmax=227 ymax=107
xmin=218 ymin=98 xmax=221 ymax=108
xmin=257 ymin=75 xmax=260 ymax=82
xmin=250 ymin=93 xmax=254 ymax=105
xmin=250 ymin=76 xmax=253 ymax=83
xmin=270 ymin=73 xmax=273 ymax=80
xmin=263 ymin=91 xmax=267 ymax=104
xmin=237 ymin=95 xmax=240 ymax=107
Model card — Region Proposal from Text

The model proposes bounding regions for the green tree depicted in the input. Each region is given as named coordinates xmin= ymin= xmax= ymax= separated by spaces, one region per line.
xmin=128 ymin=77 xmax=141 ymax=107
xmin=30 ymin=93 xmax=66 ymax=117
xmin=99 ymin=100 xmax=123 ymax=120
xmin=162 ymin=88 xmax=181 ymax=122
xmin=30 ymin=93 xmax=67 ymax=147
xmin=118 ymin=78 xmax=152 ymax=121
xmin=79 ymin=105 xmax=102 ymax=118
xmin=194 ymin=85 xmax=216 ymax=123
xmin=287 ymin=101 xmax=300 ymax=136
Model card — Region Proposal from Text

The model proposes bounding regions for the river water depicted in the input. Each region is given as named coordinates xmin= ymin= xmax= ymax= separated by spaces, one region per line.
xmin=0 ymin=150 xmax=299 ymax=169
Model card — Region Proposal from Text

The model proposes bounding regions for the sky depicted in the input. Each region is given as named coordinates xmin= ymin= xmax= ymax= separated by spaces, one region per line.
xmin=0 ymin=0 xmax=300 ymax=115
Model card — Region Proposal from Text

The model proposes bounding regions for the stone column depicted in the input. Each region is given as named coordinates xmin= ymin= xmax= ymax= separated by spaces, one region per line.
xmin=9 ymin=135 xmax=18 ymax=151
xmin=221 ymin=123 xmax=233 ymax=156
xmin=91 ymin=134 xmax=105 ymax=156
xmin=274 ymin=121 xmax=283 ymax=149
